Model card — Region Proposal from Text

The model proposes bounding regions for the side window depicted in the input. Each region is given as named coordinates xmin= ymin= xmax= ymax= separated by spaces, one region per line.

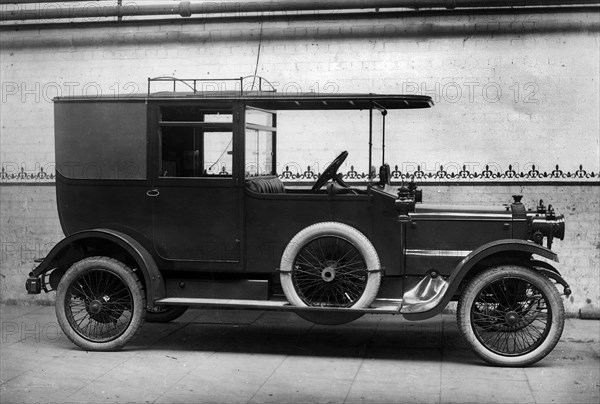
xmin=245 ymin=107 xmax=276 ymax=177
xmin=203 ymin=132 xmax=233 ymax=175
xmin=159 ymin=106 xmax=233 ymax=177
xmin=245 ymin=129 xmax=274 ymax=176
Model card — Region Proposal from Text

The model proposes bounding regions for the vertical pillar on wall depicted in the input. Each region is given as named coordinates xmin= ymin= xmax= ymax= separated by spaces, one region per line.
xmin=118 ymin=0 xmax=123 ymax=22
xmin=381 ymin=110 xmax=386 ymax=166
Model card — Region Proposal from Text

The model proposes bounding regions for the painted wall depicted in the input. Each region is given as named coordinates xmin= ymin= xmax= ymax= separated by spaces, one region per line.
xmin=0 ymin=7 xmax=598 ymax=313
xmin=1 ymin=8 xmax=598 ymax=176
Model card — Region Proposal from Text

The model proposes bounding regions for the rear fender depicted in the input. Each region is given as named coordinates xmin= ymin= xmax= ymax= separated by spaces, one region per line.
xmin=30 ymin=229 xmax=165 ymax=309
xmin=402 ymin=239 xmax=559 ymax=320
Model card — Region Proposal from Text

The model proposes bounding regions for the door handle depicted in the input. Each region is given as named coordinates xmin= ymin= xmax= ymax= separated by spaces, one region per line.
xmin=146 ymin=189 xmax=160 ymax=197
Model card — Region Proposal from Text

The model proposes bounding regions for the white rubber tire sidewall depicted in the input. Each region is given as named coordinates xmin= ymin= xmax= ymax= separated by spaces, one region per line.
xmin=280 ymin=222 xmax=381 ymax=308
xmin=457 ymin=265 xmax=565 ymax=367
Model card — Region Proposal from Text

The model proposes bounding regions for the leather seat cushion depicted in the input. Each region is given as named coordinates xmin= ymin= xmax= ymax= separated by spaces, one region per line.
xmin=245 ymin=176 xmax=285 ymax=194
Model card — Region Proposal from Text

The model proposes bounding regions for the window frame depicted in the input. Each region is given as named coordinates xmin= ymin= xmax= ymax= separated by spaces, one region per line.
xmin=155 ymin=104 xmax=235 ymax=180
xmin=151 ymin=102 xmax=238 ymax=187
xmin=244 ymin=105 xmax=277 ymax=178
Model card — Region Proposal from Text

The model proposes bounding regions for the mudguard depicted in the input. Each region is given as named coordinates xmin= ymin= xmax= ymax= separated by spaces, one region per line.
xmin=30 ymin=228 xmax=165 ymax=309
xmin=529 ymin=259 xmax=572 ymax=296
xmin=402 ymin=239 xmax=562 ymax=321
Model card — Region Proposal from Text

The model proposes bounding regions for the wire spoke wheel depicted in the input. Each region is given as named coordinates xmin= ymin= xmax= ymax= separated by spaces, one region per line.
xmin=293 ymin=236 xmax=368 ymax=307
xmin=471 ymin=277 xmax=551 ymax=356
xmin=56 ymin=257 xmax=145 ymax=351
xmin=280 ymin=222 xmax=381 ymax=317
xmin=458 ymin=265 xmax=564 ymax=367
xmin=65 ymin=269 xmax=134 ymax=342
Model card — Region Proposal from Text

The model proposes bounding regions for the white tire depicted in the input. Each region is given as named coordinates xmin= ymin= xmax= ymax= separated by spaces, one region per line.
xmin=280 ymin=222 xmax=381 ymax=308
xmin=457 ymin=265 xmax=565 ymax=366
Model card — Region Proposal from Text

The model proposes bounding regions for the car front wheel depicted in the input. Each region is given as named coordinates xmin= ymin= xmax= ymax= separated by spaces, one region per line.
xmin=55 ymin=256 xmax=145 ymax=351
xmin=457 ymin=265 xmax=565 ymax=367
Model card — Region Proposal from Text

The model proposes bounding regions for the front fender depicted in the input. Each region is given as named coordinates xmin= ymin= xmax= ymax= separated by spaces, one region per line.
xmin=30 ymin=229 xmax=165 ymax=308
xmin=530 ymin=259 xmax=572 ymax=296
xmin=403 ymin=239 xmax=559 ymax=321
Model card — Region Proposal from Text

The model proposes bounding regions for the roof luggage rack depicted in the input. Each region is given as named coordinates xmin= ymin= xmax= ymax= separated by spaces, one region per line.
xmin=147 ymin=75 xmax=276 ymax=95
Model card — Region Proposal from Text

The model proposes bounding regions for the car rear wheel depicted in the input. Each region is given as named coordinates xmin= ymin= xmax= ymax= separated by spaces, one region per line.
xmin=55 ymin=256 xmax=145 ymax=351
xmin=457 ymin=265 xmax=564 ymax=367
xmin=280 ymin=222 xmax=381 ymax=315
xmin=145 ymin=305 xmax=189 ymax=323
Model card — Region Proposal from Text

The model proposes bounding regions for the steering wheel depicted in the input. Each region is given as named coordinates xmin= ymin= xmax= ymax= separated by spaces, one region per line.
xmin=311 ymin=151 xmax=349 ymax=192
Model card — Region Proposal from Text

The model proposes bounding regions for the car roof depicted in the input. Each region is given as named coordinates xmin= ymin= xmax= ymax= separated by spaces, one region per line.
xmin=54 ymin=91 xmax=434 ymax=110
xmin=150 ymin=91 xmax=434 ymax=110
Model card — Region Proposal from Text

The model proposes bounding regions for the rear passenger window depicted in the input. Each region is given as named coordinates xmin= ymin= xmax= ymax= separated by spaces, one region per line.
xmin=159 ymin=106 xmax=233 ymax=177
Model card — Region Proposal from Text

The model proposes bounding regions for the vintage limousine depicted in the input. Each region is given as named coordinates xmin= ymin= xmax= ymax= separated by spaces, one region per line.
xmin=27 ymin=76 xmax=568 ymax=366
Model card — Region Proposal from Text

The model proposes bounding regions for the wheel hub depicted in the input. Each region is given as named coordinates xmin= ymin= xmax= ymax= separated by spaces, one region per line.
xmin=504 ymin=311 xmax=521 ymax=326
xmin=87 ymin=295 xmax=117 ymax=323
xmin=88 ymin=300 xmax=103 ymax=315
xmin=321 ymin=264 xmax=337 ymax=282
xmin=321 ymin=267 xmax=336 ymax=282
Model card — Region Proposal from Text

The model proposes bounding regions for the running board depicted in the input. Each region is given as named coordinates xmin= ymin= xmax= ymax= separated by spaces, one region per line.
xmin=154 ymin=297 xmax=403 ymax=314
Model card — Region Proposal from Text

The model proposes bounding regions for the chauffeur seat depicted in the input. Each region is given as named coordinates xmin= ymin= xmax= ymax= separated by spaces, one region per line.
xmin=245 ymin=176 xmax=286 ymax=194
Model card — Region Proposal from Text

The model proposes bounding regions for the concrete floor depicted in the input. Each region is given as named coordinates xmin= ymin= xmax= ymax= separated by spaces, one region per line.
xmin=1 ymin=304 xmax=598 ymax=404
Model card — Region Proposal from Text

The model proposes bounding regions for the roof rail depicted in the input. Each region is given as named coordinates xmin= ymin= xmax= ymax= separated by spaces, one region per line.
xmin=147 ymin=75 xmax=276 ymax=95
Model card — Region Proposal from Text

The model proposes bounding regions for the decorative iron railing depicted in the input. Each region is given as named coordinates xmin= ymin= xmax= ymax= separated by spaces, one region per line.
xmin=1 ymin=164 xmax=597 ymax=184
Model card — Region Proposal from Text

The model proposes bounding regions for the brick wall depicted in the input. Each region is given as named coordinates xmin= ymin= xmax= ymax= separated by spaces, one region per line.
xmin=0 ymin=185 xmax=63 ymax=304
xmin=1 ymin=183 xmax=597 ymax=315
xmin=1 ymin=8 xmax=599 ymax=175
xmin=427 ymin=184 xmax=600 ymax=316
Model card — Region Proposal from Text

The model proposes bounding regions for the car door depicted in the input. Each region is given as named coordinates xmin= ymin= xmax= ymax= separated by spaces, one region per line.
xmin=148 ymin=103 xmax=241 ymax=263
